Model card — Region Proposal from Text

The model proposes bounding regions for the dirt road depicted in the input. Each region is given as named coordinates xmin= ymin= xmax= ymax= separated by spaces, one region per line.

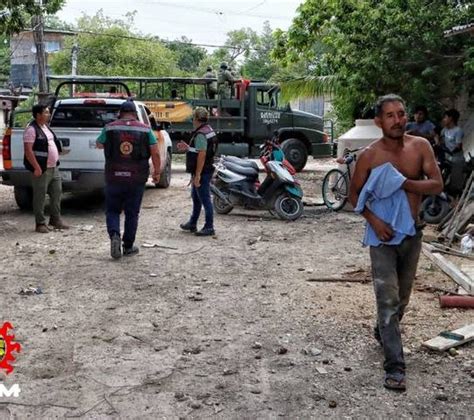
xmin=0 ymin=162 xmax=472 ymax=419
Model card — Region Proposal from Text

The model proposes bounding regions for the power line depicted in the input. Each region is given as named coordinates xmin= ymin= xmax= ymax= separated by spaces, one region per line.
xmin=143 ymin=0 xmax=290 ymax=20
xmin=44 ymin=27 xmax=253 ymax=50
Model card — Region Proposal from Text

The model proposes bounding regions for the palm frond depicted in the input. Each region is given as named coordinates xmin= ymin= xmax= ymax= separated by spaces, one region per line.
xmin=279 ymin=75 xmax=340 ymax=101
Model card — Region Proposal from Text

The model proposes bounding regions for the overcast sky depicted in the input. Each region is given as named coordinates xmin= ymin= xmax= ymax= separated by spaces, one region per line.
xmin=56 ymin=0 xmax=305 ymax=48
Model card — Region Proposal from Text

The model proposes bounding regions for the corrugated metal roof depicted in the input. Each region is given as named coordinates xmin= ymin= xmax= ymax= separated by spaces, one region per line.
xmin=444 ymin=22 xmax=474 ymax=37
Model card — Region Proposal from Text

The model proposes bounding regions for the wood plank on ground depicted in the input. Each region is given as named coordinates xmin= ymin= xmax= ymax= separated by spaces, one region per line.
xmin=422 ymin=243 xmax=473 ymax=295
xmin=422 ymin=324 xmax=474 ymax=352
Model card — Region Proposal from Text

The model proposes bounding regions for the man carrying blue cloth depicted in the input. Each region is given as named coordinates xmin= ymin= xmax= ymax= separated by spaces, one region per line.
xmin=349 ymin=94 xmax=443 ymax=391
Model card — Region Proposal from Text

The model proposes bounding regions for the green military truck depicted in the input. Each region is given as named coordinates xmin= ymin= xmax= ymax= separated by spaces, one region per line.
xmin=48 ymin=76 xmax=332 ymax=171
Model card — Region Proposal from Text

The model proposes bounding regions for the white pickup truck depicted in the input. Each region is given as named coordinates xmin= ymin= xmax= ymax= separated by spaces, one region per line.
xmin=1 ymin=97 xmax=172 ymax=209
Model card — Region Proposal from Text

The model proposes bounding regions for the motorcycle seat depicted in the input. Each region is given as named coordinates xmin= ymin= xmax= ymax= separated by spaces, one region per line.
xmin=223 ymin=161 xmax=259 ymax=179
xmin=222 ymin=156 xmax=259 ymax=171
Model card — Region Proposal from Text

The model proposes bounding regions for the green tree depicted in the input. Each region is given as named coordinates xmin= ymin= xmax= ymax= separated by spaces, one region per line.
xmin=49 ymin=12 xmax=180 ymax=78
xmin=0 ymin=0 xmax=65 ymax=35
xmin=241 ymin=21 xmax=278 ymax=81
xmin=165 ymin=36 xmax=206 ymax=74
xmin=0 ymin=35 xmax=10 ymax=82
xmin=210 ymin=27 xmax=260 ymax=75
xmin=274 ymin=0 xmax=473 ymax=128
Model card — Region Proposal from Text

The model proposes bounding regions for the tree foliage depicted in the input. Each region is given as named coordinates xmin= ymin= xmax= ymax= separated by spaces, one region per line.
xmin=49 ymin=12 xmax=180 ymax=78
xmin=0 ymin=0 xmax=65 ymax=35
xmin=241 ymin=22 xmax=279 ymax=81
xmin=273 ymin=0 xmax=473 ymax=126
xmin=165 ymin=36 xmax=206 ymax=74
xmin=0 ymin=35 xmax=9 ymax=81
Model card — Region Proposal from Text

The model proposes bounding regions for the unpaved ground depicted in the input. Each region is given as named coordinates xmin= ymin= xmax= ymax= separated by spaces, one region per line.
xmin=0 ymin=160 xmax=472 ymax=419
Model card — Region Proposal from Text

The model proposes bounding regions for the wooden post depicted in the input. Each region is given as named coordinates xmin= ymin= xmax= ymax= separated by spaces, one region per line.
xmin=32 ymin=1 xmax=48 ymax=103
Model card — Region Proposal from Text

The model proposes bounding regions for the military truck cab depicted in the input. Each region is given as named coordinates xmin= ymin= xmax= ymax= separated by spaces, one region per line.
xmin=244 ymin=82 xmax=330 ymax=171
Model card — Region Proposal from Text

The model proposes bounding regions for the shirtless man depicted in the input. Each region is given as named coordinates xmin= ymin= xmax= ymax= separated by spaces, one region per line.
xmin=349 ymin=94 xmax=443 ymax=390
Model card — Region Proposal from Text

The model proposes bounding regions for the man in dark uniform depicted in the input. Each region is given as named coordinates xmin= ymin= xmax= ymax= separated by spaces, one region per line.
xmin=203 ymin=66 xmax=217 ymax=100
xmin=177 ymin=107 xmax=217 ymax=236
xmin=96 ymin=101 xmax=161 ymax=259
xmin=217 ymin=62 xmax=234 ymax=99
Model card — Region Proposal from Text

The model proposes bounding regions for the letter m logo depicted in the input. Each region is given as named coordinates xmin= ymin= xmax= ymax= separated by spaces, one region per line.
xmin=0 ymin=384 xmax=21 ymax=398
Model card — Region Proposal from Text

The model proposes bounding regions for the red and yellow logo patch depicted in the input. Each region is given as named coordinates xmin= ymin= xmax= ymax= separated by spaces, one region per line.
xmin=0 ymin=322 xmax=22 ymax=375
xmin=120 ymin=141 xmax=133 ymax=155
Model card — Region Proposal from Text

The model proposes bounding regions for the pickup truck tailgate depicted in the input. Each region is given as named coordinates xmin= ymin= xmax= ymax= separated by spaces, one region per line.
xmin=10 ymin=127 xmax=104 ymax=170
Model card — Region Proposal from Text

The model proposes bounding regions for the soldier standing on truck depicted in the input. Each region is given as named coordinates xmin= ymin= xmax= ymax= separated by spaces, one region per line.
xmin=23 ymin=104 xmax=70 ymax=233
xmin=96 ymin=101 xmax=162 ymax=259
xmin=203 ymin=66 xmax=217 ymax=100
xmin=217 ymin=62 xmax=234 ymax=99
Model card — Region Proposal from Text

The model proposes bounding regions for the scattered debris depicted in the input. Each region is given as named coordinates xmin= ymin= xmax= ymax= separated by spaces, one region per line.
xmin=276 ymin=346 xmax=288 ymax=355
xmin=183 ymin=346 xmax=202 ymax=355
xmin=422 ymin=244 xmax=473 ymax=295
xmin=448 ymin=348 xmax=458 ymax=357
xmin=19 ymin=286 xmax=43 ymax=295
xmin=439 ymin=295 xmax=474 ymax=308
xmin=435 ymin=394 xmax=448 ymax=402
xmin=415 ymin=284 xmax=458 ymax=295
xmin=328 ymin=400 xmax=337 ymax=408
xmin=251 ymin=342 xmax=262 ymax=350
xmin=429 ymin=242 xmax=474 ymax=260
xmin=306 ymin=277 xmax=370 ymax=284
xmin=79 ymin=225 xmax=94 ymax=232
xmin=422 ymin=324 xmax=474 ymax=352
xmin=438 ymin=173 xmax=473 ymax=246
xmin=142 ymin=243 xmax=179 ymax=250
xmin=174 ymin=391 xmax=187 ymax=402
xmin=302 ymin=347 xmax=322 ymax=357
xmin=223 ymin=368 xmax=238 ymax=376
xmin=316 ymin=367 xmax=327 ymax=374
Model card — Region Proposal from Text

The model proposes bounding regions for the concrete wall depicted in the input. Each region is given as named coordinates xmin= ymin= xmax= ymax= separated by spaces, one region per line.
xmin=461 ymin=111 xmax=474 ymax=159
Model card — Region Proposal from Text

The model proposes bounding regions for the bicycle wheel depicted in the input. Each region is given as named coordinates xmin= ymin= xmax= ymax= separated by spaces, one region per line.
xmin=322 ymin=168 xmax=349 ymax=211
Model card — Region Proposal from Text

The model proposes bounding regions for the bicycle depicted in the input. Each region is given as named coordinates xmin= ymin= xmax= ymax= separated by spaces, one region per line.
xmin=321 ymin=148 xmax=359 ymax=211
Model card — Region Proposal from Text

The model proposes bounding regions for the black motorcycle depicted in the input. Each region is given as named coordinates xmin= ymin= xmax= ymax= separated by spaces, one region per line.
xmin=421 ymin=151 xmax=473 ymax=224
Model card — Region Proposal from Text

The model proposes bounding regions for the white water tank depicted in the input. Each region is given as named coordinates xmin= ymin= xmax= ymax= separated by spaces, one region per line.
xmin=336 ymin=119 xmax=382 ymax=211
xmin=337 ymin=119 xmax=382 ymax=158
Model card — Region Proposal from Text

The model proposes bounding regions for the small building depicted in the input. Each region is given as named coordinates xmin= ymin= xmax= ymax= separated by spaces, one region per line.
xmin=9 ymin=29 xmax=71 ymax=88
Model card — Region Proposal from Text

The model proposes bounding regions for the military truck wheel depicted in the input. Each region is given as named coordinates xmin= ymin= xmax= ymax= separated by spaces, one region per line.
xmin=281 ymin=138 xmax=308 ymax=172
xmin=14 ymin=186 xmax=33 ymax=210
xmin=155 ymin=151 xmax=172 ymax=188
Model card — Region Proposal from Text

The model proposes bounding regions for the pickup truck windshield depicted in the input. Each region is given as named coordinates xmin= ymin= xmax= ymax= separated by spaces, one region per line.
xmin=51 ymin=104 xmax=121 ymax=128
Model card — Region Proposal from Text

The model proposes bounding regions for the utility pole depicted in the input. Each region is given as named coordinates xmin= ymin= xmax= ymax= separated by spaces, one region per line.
xmin=32 ymin=0 xmax=48 ymax=103
xmin=71 ymin=40 xmax=79 ymax=96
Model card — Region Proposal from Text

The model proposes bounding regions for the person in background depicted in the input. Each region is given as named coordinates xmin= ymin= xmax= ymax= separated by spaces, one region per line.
xmin=23 ymin=104 xmax=70 ymax=233
xmin=96 ymin=100 xmax=161 ymax=259
xmin=349 ymin=94 xmax=442 ymax=391
xmin=217 ymin=62 xmax=234 ymax=99
xmin=405 ymin=105 xmax=436 ymax=145
xmin=440 ymin=108 xmax=463 ymax=155
xmin=177 ymin=107 xmax=217 ymax=236
xmin=204 ymin=66 xmax=217 ymax=100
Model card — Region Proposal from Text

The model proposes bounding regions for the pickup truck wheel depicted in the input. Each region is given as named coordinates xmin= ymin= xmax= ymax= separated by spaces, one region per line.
xmin=155 ymin=152 xmax=172 ymax=189
xmin=281 ymin=138 xmax=308 ymax=172
xmin=14 ymin=186 xmax=33 ymax=210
